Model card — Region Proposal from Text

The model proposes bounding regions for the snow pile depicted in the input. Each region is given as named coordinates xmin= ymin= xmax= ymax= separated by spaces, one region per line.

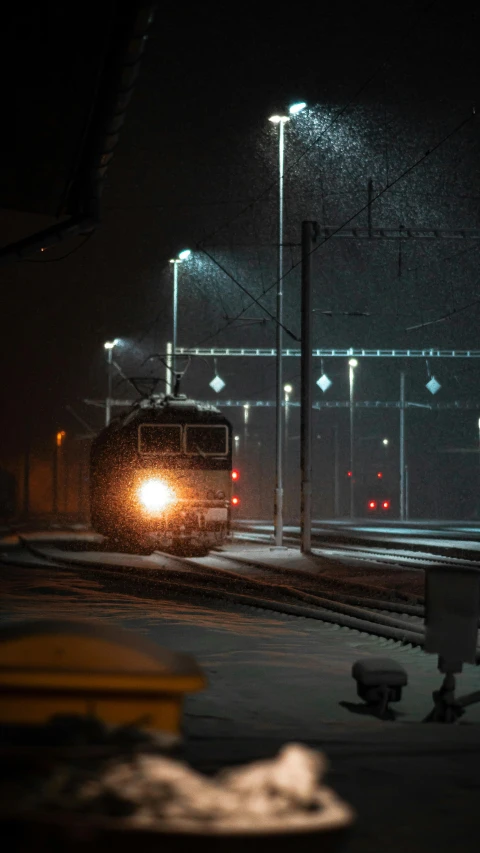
xmin=76 ymin=743 xmax=353 ymax=833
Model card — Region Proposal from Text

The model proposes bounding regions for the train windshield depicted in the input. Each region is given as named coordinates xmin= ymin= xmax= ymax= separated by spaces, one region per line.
xmin=185 ymin=425 xmax=228 ymax=455
xmin=138 ymin=424 xmax=182 ymax=454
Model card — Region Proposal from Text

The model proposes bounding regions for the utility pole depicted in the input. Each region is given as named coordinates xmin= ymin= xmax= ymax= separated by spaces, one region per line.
xmin=400 ymin=371 xmax=406 ymax=520
xmin=333 ymin=424 xmax=340 ymax=517
xmin=300 ymin=221 xmax=317 ymax=553
xmin=23 ymin=427 xmax=30 ymax=519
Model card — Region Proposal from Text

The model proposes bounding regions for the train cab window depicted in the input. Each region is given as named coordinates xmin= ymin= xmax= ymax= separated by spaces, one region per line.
xmin=138 ymin=424 xmax=182 ymax=454
xmin=185 ymin=425 xmax=228 ymax=455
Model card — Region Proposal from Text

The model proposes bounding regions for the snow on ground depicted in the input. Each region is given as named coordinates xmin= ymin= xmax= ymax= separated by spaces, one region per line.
xmin=2 ymin=533 xmax=480 ymax=852
xmin=1 ymin=551 xmax=479 ymax=735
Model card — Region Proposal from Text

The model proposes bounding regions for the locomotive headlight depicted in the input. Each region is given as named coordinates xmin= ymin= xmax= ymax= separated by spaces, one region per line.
xmin=137 ymin=478 xmax=176 ymax=513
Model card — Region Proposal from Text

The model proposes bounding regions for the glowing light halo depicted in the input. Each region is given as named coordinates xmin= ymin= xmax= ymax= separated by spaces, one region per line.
xmin=137 ymin=478 xmax=176 ymax=513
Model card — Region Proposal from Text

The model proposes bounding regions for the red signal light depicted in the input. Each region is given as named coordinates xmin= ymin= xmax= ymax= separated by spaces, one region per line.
xmin=347 ymin=471 xmax=352 ymax=477
xmin=377 ymin=471 xmax=383 ymax=479
xmin=382 ymin=500 xmax=391 ymax=510
xmin=368 ymin=500 xmax=377 ymax=510
xmin=231 ymin=469 xmax=239 ymax=481
xmin=231 ymin=496 xmax=240 ymax=506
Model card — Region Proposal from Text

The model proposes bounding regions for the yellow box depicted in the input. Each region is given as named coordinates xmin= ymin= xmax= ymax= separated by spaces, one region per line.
xmin=0 ymin=620 xmax=206 ymax=734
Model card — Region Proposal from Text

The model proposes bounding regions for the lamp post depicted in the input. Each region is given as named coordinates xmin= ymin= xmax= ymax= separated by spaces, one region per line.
xmin=284 ymin=384 xmax=293 ymax=522
xmin=348 ymin=358 xmax=358 ymax=518
xmin=268 ymin=101 xmax=306 ymax=546
xmin=53 ymin=430 xmax=66 ymax=517
xmin=243 ymin=403 xmax=250 ymax=455
xmin=104 ymin=340 xmax=119 ymax=427
xmin=169 ymin=249 xmax=191 ymax=380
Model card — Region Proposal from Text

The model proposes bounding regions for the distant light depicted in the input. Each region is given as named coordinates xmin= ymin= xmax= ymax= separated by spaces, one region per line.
xmin=234 ymin=435 xmax=240 ymax=442
xmin=209 ymin=375 xmax=226 ymax=393
xmin=377 ymin=472 xmax=383 ymax=479
xmin=56 ymin=430 xmax=66 ymax=447
xmin=104 ymin=339 xmax=119 ymax=350
xmin=317 ymin=374 xmax=332 ymax=392
xmin=178 ymin=249 xmax=191 ymax=260
xmin=348 ymin=358 xmax=358 ymax=368
xmin=284 ymin=384 xmax=293 ymax=394
xmin=382 ymin=438 xmax=389 ymax=446
xmin=347 ymin=471 xmax=352 ymax=478
xmin=231 ymin=470 xmax=239 ymax=481
xmin=368 ymin=500 xmax=377 ymax=510
xmin=231 ymin=496 xmax=240 ymax=506
xmin=426 ymin=376 xmax=441 ymax=395
xmin=289 ymin=102 xmax=306 ymax=115
xmin=268 ymin=114 xmax=288 ymax=124
xmin=382 ymin=500 xmax=391 ymax=510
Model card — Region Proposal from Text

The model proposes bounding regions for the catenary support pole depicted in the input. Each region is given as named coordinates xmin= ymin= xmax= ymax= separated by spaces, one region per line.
xmin=349 ymin=364 xmax=355 ymax=518
xmin=301 ymin=221 xmax=317 ymax=553
xmin=165 ymin=341 xmax=173 ymax=395
xmin=274 ymin=119 xmax=285 ymax=546
xmin=172 ymin=262 xmax=178 ymax=378
xmin=400 ymin=371 xmax=406 ymax=520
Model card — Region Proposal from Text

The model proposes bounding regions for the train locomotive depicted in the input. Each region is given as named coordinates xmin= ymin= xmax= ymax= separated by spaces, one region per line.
xmin=90 ymin=394 xmax=236 ymax=552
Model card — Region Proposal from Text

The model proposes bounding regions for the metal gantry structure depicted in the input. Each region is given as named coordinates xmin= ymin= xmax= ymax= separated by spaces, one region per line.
xmin=176 ymin=347 xmax=480 ymax=358
xmin=90 ymin=215 xmax=480 ymax=544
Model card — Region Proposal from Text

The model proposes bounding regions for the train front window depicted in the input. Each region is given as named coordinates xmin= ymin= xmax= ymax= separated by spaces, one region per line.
xmin=185 ymin=425 xmax=228 ymax=455
xmin=138 ymin=424 xmax=182 ymax=455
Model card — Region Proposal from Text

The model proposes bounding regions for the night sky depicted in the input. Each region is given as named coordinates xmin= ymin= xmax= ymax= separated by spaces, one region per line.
xmin=2 ymin=2 xmax=480 ymax=514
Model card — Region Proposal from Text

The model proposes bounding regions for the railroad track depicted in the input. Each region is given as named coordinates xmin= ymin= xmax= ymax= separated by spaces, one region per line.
xmin=233 ymin=528 xmax=480 ymax=571
xmin=2 ymin=531 xmax=478 ymax=663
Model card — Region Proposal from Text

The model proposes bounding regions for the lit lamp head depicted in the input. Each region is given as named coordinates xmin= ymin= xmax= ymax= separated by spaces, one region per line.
xmin=289 ymin=102 xmax=307 ymax=115
xmin=104 ymin=339 xmax=119 ymax=350
xmin=170 ymin=249 xmax=191 ymax=264
xmin=269 ymin=102 xmax=306 ymax=124
xmin=284 ymin=384 xmax=293 ymax=395
xmin=138 ymin=478 xmax=176 ymax=513
xmin=348 ymin=358 xmax=358 ymax=368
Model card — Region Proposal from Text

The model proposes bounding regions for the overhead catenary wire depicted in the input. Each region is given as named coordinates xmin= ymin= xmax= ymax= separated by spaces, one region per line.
xmin=195 ymin=107 xmax=477 ymax=346
xmin=129 ymin=0 xmax=439 ymax=349
xmin=195 ymin=0 xmax=439 ymax=250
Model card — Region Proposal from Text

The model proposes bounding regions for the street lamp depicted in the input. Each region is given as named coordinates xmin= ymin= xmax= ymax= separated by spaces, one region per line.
xmin=268 ymin=101 xmax=306 ymax=546
xmin=169 ymin=249 xmax=191 ymax=378
xmin=104 ymin=339 xmax=119 ymax=427
xmin=234 ymin=434 xmax=240 ymax=459
xmin=284 ymin=384 xmax=293 ymax=522
xmin=348 ymin=358 xmax=358 ymax=518
xmin=53 ymin=430 xmax=66 ymax=517
xmin=382 ymin=438 xmax=389 ymax=446
xmin=284 ymin=383 xmax=293 ymax=434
